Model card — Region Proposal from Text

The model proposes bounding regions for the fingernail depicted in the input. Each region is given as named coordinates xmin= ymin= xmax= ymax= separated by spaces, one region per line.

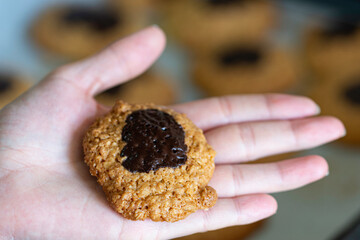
xmin=325 ymin=171 xmax=330 ymax=176
xmin=342 ymin=128 xmax=347 ymax=137
xmin=152 ymin=24 xmax=160 ymax=28
xmin=314 ymin=103 xmax=321 ymax=114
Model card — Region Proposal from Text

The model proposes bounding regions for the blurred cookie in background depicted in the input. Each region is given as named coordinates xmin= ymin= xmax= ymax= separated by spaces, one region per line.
xmin=304 ymin=16 xmax=360 ymax=80
xmin=158 ymin=0 xmax=276 ymax=54
xmin=31 ymin=2 xmax=146 ymax=60
xmin=110 ymin=0 xmax=154 ymax=12
xmin=310 ymin=73 xmax=360 ymax=145
xmin=193 ymin=44 xmax=298 ymax=96
xmin=175 ymin=221 xmax=264 ymax=240
xmin=96 ymin=71 xmax=177 ymax=106
xmin=0 ymin=72 xmax=31 ymax=109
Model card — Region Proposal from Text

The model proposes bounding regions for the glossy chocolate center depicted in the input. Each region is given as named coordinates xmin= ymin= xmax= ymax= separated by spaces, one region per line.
xmin=343 ymin=81 xmax=360 ymax=105
xmin=0 ymin=74 xmax=12 ymax=93
xmin=207 ymin=0 xmax=247 ymax=6
xmin=120 ymin=109 xmax=188 ymax=173
xmin=62 ymin=7 xmax=120 ymax=32
xmin=322 ymin=21 xmax=357 ymax=39
xmin=219 ymin=48 xmax=262 ymax=66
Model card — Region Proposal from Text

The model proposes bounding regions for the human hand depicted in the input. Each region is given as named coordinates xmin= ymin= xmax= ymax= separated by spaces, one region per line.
xmin=0 ymin=26 xmax=345 ymax=240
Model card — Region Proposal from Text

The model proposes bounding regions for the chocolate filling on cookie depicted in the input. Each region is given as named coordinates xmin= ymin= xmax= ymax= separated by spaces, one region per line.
xmin=218 ymin=48 xmax=262 ymax=66
xmin=0 ymin=74 xmax=13 ymax=93
xmin=62 ymin=6 xmax=120 ymax=32
xmin=120 ymin=109 xmax=188 ymax=173
xmin=321 ymin=21 xmax=358 ymax=39
xmin=343 ymin=81 xmax=360 ymax=105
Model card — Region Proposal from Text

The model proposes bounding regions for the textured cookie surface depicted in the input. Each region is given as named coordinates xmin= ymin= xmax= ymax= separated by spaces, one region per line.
xmin=83 ymin=101 xmax=217 ymax=222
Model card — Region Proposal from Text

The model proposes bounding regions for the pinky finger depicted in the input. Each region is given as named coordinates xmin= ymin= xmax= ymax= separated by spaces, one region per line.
xmin=157 ymin=194 xmax=277 ymax=239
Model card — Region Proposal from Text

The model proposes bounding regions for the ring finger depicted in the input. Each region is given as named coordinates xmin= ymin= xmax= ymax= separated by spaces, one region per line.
xmin=210 ymin=155 xmax=328 ymax=198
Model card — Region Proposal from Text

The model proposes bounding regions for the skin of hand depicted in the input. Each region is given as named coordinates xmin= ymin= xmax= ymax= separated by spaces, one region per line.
xmin=0 ymin=26 xmax=346 ymax=240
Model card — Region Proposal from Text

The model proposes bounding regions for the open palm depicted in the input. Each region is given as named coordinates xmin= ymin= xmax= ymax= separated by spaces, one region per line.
xmin=0 ymin=27 xmax=345 ymax=240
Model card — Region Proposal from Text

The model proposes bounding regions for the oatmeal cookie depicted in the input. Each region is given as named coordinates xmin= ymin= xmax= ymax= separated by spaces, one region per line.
xmin=304 ymin=17 xmax=360 ymax=80
xmin=0 ymin=72 xmax=31 ymax=109
xmin=193 ymin=44 xmax=298 ymax=96
xmin=31 ymin=2 xmax=145 ymax=59
xmin=159 ymin=0 xmax=276 ymax=53
xmin=95 ymin=72 xmax=176 ymax=106
xmin=83 ymin=101 xmax=217 ymax=222
xmin=309 ymin=73 xmax=360 ymax=145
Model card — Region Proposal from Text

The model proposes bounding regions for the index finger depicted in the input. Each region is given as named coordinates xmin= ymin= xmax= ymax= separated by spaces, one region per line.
xmin=172 ymin=94 xmax=320 ymax=131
